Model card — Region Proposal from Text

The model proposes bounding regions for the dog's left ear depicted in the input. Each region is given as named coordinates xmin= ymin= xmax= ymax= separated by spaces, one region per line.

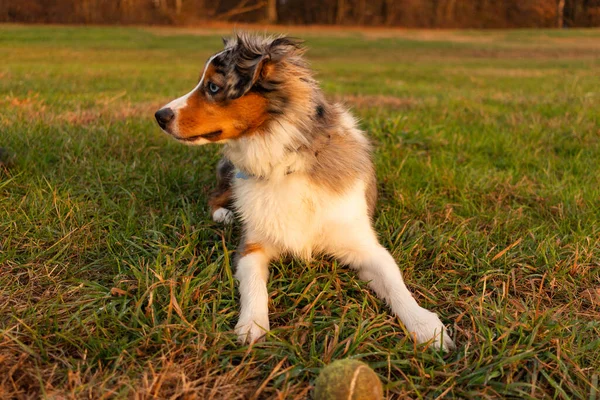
xmin=251 ymin=54 xmax=272 ymax=85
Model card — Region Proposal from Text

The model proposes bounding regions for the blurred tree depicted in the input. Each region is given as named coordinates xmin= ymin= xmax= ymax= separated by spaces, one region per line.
xmin=266 ymin=0 xmax=277 ymax=23
xmin=336 ymin=0 xmax=345 ymax=25
xmin=0 ymin=0 xmax=598 ymax=27
xmin=558 ymin=0 xmax=566 ymax=26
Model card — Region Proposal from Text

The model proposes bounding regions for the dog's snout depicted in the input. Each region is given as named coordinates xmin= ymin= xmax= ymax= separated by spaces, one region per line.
xmin=155 ymin=108 xmax=175 ymax=128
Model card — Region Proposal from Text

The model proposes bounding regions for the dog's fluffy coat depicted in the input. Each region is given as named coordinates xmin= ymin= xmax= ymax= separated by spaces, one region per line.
xmin=155 ymin=33 xmax=454 ymax=351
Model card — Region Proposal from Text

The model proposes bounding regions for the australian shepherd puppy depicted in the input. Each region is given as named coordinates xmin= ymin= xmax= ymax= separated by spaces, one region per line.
xmin=155 ymin=33 xmax=454 ymax=351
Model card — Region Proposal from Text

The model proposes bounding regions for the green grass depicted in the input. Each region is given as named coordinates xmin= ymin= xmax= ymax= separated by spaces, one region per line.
xmin=1 ymin=24 xmax=600 ymax=399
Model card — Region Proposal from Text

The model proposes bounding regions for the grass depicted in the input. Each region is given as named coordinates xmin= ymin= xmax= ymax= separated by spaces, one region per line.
xmin=1 ymin=24 xmax=599 ymax=399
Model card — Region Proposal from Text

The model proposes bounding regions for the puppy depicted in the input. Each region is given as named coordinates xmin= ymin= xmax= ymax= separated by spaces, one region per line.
xmin=155 ymin=33 xmax=454 ymax=351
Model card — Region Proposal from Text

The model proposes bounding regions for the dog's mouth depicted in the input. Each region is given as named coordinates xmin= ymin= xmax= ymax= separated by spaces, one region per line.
xmin=178 ymin=130 xmax=223 ymax=142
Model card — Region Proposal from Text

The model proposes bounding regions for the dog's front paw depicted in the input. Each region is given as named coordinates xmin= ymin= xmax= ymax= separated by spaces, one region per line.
xmin=212 ymin=207 xmax=234 ymax=224
xmin=235 ymin=315 xmax=269 ymax=344
xmin=406 ymin=309 xmax=455 ymax=351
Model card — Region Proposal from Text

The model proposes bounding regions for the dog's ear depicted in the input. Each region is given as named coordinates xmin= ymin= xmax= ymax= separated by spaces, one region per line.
xmin=251 ymin=37 xmax=303 ymax=83
xmin=251 ymin=54 xmax=272 ymax=84
xmin=230 ymin=33 xmax=304 ymax=96
xmin=267 ymin=37 xmax=304 ymax=62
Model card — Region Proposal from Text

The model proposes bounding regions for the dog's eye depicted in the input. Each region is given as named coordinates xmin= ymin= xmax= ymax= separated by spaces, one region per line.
xmin=208 ymin=82 xmax=220 ymax=94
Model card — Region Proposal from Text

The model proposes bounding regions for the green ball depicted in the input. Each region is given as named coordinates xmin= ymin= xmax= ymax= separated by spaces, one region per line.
xmin=314 ymin=359 xmax=383 ymax=400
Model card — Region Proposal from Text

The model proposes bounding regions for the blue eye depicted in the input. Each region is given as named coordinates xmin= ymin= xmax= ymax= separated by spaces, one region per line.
xmin=208 ymin=82 xmax=220 ymax=94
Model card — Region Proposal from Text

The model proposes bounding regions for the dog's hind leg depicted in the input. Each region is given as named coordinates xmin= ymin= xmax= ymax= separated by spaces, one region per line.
xmin=208 ymin=157 xmax=235 ymax=224
xmin=332 ymin=227 xmax=455 ymax=351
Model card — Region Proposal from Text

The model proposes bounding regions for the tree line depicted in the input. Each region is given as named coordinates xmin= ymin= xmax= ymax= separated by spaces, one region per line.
xmin=1 ymin=0 xmax=599 ymax=28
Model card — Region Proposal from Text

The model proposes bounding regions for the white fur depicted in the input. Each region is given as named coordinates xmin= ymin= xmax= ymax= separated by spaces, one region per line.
xmin=234 ymin=248 xmax=272 ymax=343
xmin=228 ymin=113 xmax=454 ymax=350
xmin=212 ymin=207 xmax=234 ymax=224
xmin=225 ymin=119 xmax=310 ymax=179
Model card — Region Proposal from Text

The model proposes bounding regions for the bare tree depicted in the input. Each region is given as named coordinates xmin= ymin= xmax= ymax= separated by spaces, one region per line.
xmin=267 ymin=0 xmax=277 ymax=23
xmin=357 ymin=0 xmax=366 ymax=25
xmin=557 ymin=0 xmax=566 ymax=27
xmin=153 ymin=0 xmax=167 ymax=12
xmin=2 ymin=0 xmax=599 ymax=28
xmin=382 ymin=0 xmax=398 ymax=25
xmin=215 ymin=0 xmax=267 ymax=20
xmin=336 ymin=0 xmax=345 ymax=24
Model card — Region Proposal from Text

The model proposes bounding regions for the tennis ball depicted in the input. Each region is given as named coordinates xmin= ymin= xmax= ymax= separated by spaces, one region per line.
xmin=314 ymin=359 xmax=383 ymax=400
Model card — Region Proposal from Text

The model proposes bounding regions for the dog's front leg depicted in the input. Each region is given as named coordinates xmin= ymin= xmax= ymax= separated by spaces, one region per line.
xmin=234 ymin=242 xmax=276 ymax=344
xmin=209 ymin=157 xmax=235 ymax=224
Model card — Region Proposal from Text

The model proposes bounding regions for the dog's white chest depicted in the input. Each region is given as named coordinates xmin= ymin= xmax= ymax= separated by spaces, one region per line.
xmin=233 ymin=174 xmax=322 ymax=256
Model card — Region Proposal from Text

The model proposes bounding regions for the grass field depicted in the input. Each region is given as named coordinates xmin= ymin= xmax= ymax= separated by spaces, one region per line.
xmin=1 ymin=24 xmax=600 ymax=399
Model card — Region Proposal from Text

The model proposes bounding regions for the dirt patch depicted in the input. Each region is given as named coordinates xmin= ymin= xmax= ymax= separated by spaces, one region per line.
xmin=450 ymin=67 xmax=561 ymax=78
xmin=1 ymin=94 xmax=161 ymax=126
xmin=2 ymin=91 xmax=412 ymax=125
xmin=385 ymin=29 xmax=500 ymax=43
xmin=542 ymin=35 xmax=600 ymax=49
xmin=0 ymin=93 xmax=48 ymax=125
xmin=60 ymin=102 xmax=162 ymax=125
xmin=330 ymin=94 xmax=417 ymax=110
xmin=145 ymin=23 xmax=412 ymax=39
xmin=144 ymin=23 xmax=501 ymax=42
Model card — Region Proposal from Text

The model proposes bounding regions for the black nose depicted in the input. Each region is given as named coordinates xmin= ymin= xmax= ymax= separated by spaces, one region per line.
xmin=155 ymin=108 xmax=175 ymax=128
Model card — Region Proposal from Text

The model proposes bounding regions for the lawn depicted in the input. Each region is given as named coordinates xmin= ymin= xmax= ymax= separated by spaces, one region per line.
xmin=1 ymin=24 xmax=599 ymax=399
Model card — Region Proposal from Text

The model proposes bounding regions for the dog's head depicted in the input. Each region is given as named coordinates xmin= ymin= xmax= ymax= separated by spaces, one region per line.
xmin=155 ymin=33 xmax=307 ymax=145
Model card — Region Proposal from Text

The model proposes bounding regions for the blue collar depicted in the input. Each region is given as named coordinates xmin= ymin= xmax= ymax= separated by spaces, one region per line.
xmin=235 ymin=170 xmax=251 ymax=180
xmin=235 ymin=167 xmax=295 ymax=181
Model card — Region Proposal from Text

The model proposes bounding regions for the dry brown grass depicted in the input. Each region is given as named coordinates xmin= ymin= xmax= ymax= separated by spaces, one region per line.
xmin=1 ymin=92 xmax=415 ymax=128
xmin=1 ymin=94 xmax=162 ymax=126
xmin=2 ymin=25 xmax=599 ymax=400
xmin=331 ymin=94 xmax=419 ymax=110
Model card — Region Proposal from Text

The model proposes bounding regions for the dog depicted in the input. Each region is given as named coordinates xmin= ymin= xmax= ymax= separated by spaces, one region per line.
xmin=154 ymin=33 xmax=454 ymax=351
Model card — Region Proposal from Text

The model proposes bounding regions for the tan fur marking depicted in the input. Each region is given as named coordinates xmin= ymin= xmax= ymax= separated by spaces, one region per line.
xmin=256 ymin=61 xmax=275 ymax=83
xmin=208 ymin=187 xmax=232 ymax=213
xmin=365 ymin=171 xmax=378 ymax=218
xmin=240 ymin=242 xmax=263 ymax=256
xmin=177 ymin=67 xmax=269 ymax=142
